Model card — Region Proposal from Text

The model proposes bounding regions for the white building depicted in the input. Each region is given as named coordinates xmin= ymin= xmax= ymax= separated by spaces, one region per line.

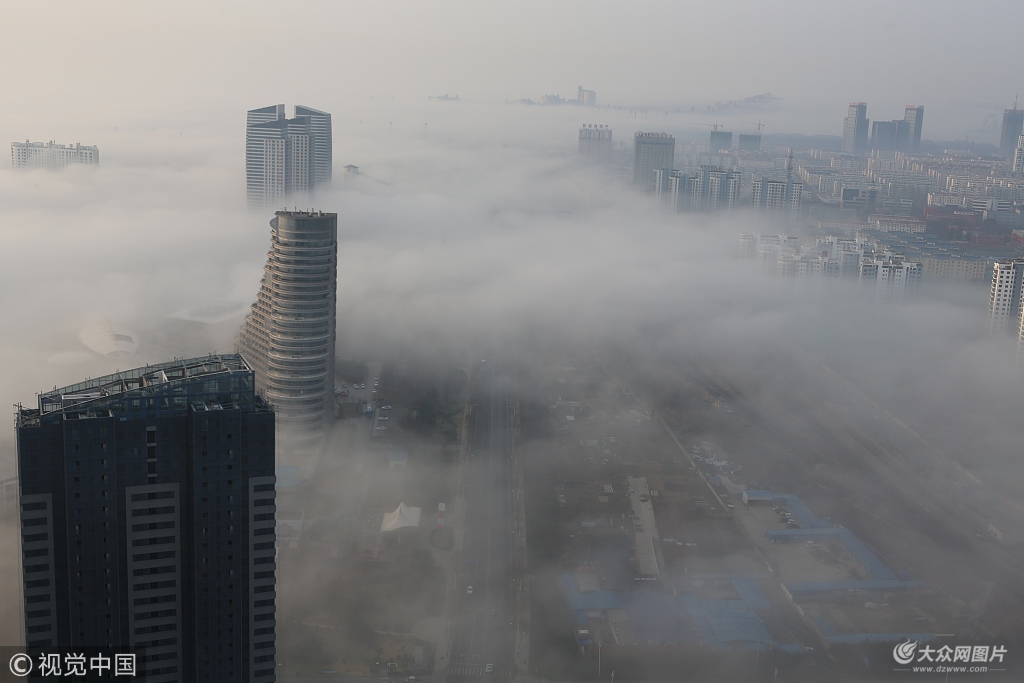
xmin=245 ymin=104 xmax=332 ymax=208
xmin=751 ymin=176 xmax=803 ymax=220
xmin=11 ymin=140 xmax=99 ymax=169
xmin=858 ymin=252 xmax=922 ymax=302
xmin=987 ymin=259 xmax=1024 ymax=337
xmin=659 ymin=166 xmax=741 ymax=212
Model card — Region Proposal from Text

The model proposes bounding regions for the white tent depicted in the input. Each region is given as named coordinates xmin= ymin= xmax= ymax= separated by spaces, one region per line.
xmin=380 ymin=502 xmax=421 ymax=533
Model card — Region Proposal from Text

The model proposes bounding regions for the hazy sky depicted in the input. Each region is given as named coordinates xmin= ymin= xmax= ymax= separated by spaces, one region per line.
xmin=3 ymin=1 xmax=1022 ymax=140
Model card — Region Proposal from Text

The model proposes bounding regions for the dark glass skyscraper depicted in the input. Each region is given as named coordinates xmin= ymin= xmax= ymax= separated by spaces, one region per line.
xmin=16 ymin=355 xmax=277 ymax=683
xmin=842 ymin=102 xmax=869 ymax=154
xmin=1001 ymin=105 xmax=1024 ymax=155
xmin=904 ymin=105 xmax=924 ymax=151
xmin=632 ymin=132 xmax=675 ymax=190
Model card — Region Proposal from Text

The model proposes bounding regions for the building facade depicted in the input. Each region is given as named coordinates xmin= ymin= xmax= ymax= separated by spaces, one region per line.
xmin=245 ymin=104 xmax=332 ymax=208
xmin=16 ymin=355 xmax=277 ymax=682
xmin=11 ymin=141 xmax=99 ymax=169
xmin=633 ymin=132 xmax=675 ymax=189
xmin=237 ymin=211 xmax=338 ymax=440
xmin=842 ymin=103 xmax=869 ymax=155
xmin=578 ymin=124 xmax=612 ymax=165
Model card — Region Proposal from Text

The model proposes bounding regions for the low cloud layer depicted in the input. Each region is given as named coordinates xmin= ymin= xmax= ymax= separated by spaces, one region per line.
xmin=0 ymin=102 xmax=1018 ymax=501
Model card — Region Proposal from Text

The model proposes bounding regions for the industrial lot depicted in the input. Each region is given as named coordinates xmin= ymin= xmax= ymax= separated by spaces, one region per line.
xmin=517 ymin=349 xmax=1024 ymax=681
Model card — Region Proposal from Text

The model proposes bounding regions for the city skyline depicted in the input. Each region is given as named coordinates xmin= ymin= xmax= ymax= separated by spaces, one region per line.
xmin=3 ymin=3 xmax=1024 ymax=681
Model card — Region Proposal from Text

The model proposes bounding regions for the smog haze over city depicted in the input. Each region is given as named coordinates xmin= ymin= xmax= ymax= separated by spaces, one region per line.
xmin=3 ymin=2 xmax=1024 ymax=682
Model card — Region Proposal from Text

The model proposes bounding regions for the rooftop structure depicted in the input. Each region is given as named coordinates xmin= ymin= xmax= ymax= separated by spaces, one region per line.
xmin=18 ymin=353 xmax=268 ymax=427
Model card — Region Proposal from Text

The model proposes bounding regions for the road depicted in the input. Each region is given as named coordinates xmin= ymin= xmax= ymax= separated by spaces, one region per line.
xmin=446 ymin=363 xmax=518 ymax=681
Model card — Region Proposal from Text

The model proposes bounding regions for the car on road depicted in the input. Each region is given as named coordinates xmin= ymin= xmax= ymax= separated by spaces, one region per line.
xmin=376 ymin=426 xmax=387 ymax=431
xmin=489 ymin=608 xmax=495 ymax=616
xmin=466 ymin=585 xmax=473 ymax=595
xmin=382 ymin=405 xmax=392 ymax=410
xmin=485 ymin=664 xmax=494 ymax=674
xmin=379 ymin=416 xmax=389 ymax=421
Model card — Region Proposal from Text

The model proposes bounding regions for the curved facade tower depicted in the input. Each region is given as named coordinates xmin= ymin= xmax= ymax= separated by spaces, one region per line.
xmin=238 ymin=210 xmax=337 ymax=439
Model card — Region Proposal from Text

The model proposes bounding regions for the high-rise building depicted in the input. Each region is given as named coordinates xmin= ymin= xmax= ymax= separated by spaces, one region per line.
xmin=842 ymin=102 xmax=869 ymax=154
xmin=578 ymin=124 xmax=612 ymax=165
xmin=11 ymin=140 xmax=99 ymax=169
xmin=15 ymin=355 xmax=277 ymax=682
xmin=904 ymin=105 xmax=924 ymax=151
xmin=245 ymin=104 xmax=332 ymax=208
xmin=752 ymin=176 xmax=803 ymax=220
xmin=870 ymin=119 xmax=910 ymax=152
xmin=1013 ymin=135 xmax=1024 ymax=175
xmin=237 ymin=210 xmax=338 ymax=440
xmin=709 ymin=130 xmax=733 ymax=152
xmin=1000 ymin=104 xmax=1024 ymax=155
xmin=633 ymin=132 xmax=675 ymax=190
xmin=294 ymin=105 xmax=333 ymax=187
xmin=987 ymin=259 xmax=1024 ymax=337
xmin=660 ymin=166 xmax=742 ymax=212
xmin=738 ymin=134 xmax=761 ymax=152
xmin=577 ymin=86 xmax=597 ymax=106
